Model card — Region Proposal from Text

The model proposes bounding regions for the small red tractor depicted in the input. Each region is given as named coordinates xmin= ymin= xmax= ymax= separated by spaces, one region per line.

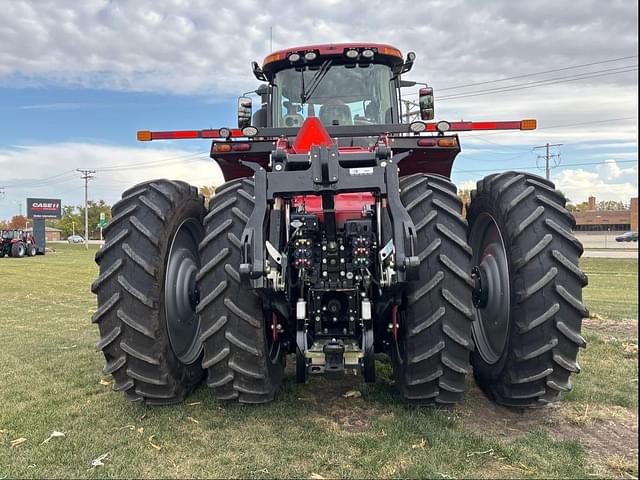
xmin=93 ymin=43 xmax=587 ymax=407
xmin=0 ymin=229 xmax=38 ymax=258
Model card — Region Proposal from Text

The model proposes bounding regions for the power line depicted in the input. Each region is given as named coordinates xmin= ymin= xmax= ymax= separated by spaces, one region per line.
xmin=453 ymin=159 xmax=637 ymax=174
xmin=93 ymin=151 xmax=208 ymax=172
xmin=437 ymin=55 xmax=638 ymax=92
xmin=437 ymin=66 xmax=638 ymax=101
xmin=77 ymin=169 xmax=95 ymax=250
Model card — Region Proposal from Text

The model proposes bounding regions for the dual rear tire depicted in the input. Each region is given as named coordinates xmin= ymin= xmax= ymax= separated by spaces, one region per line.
xmin=93 ymin=172 xmax=586 ymax=407
xmin=390 ymin=172 xmax=586 ymax=407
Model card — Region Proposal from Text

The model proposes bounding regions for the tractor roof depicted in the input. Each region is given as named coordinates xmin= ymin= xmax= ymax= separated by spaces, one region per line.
xmin=262 ymin=43 xmax=405 ymax=74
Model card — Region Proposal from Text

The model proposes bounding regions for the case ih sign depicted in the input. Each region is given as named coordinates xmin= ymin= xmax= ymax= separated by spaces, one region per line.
xmin=27 ymin=198 xmax=62 ymax=219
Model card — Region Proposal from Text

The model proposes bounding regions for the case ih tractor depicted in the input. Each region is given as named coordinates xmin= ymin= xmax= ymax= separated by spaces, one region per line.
xmin=93 ymin=43 xmax=587 ymax=407
xmin=0 ymin=229 xmax=38 ymax=258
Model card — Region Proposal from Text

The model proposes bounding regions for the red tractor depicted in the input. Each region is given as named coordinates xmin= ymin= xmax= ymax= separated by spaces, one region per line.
xmin=93 ymin=43 xmax=587 ymax=407
xmin=0 ymin=229 xmax=38 ymax=258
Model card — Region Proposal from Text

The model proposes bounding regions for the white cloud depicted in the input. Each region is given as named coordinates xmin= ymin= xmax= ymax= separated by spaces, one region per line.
xmin=0 ymin=142 xmax=225 ymax=219
xmin=0 ymin=0 xmax=637 ymax=98
xmin=553 ymin=160 xmax=638 ymax=203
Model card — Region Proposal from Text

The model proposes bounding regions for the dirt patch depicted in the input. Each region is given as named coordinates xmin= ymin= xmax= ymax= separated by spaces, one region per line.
xmin=456 ymin=383 xmax=638 ymax=475
xmin=554 ymin=405 xmax=638 ymax=476
xmin=300 ymin=376 xmax=393 ymax=433
xmin=583 ymin=316 xmax=638 ymax=340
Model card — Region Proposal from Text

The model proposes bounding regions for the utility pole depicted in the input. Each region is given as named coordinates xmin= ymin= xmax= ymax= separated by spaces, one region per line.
xmin=77 ymin=169 xmax=96 ymax=249
xmin=401 ymin=99 xmax=420 ymax=122
xmin=534 ymin=143 xmax=562 ymax=180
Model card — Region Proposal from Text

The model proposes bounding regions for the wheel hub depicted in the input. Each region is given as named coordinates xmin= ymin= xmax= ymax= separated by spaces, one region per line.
xmin=165 ymin=218 xmax=204 ymax=365
xmin=469 ymin=213 xmax=511 ymax=365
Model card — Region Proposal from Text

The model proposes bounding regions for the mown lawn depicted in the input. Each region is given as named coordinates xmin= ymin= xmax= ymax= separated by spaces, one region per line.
xmin=0 ymin=245 xmax=637 ymax=478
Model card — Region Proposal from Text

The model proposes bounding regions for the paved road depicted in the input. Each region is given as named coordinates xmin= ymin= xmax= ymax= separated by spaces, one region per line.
xmin=575 ymin=233 xmax=639 ymax=251
xmin=583 ymin=249 xmax=638 ymax=259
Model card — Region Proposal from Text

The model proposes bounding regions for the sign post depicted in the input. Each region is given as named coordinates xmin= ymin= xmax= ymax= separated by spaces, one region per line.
xmin=26 ymin=198 xmax=62 ymax=254
xmin=97 ymin=212 xmax=107 ymax=242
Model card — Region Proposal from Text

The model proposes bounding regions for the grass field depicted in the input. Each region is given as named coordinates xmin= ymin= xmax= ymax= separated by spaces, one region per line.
xmin=0 ymin=245 xmax=637 ymax=478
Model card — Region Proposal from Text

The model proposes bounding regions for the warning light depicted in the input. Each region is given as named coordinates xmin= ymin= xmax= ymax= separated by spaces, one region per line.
xmin=520 ymin=119 xmax=537 ymax=130
xmin=137 ymin=131 xmax=152 ymax=141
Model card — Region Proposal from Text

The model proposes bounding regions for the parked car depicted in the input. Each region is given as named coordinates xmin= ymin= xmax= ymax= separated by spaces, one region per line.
xmin=67 ymin=234 xmax=84 ymax=243
xmin=615 ymin=231 xmax=639 ymax=242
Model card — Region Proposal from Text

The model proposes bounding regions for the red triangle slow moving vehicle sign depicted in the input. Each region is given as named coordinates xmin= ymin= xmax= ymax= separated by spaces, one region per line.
xmin=292 ymin=117 xmax=335 ymax=153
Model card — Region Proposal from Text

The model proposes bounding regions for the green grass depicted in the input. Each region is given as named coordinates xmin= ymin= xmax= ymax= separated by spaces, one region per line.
xmin=582 ymin=258 xmax=638 ymax=320
xmin=0 ymin=246 xmax=636 ymax=478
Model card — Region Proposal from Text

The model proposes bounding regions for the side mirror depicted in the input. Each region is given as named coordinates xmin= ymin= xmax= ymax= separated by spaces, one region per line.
xmin=238 ymin=96 xmax=252 ymax=129
xmin=419 ymin=87 xmax=434 ymax=121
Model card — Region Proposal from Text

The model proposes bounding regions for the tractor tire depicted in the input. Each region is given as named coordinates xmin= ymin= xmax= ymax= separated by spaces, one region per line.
xmin=27 ymin=244 xmax=37 ymax=256
xmin=197 ymin=178 xmax=285 ymax=403
xmin=391 ymin=174 xmax=475 ymax=405
xmin=11 ymin=242 xmax=26 ymax=258
xmin=92 ymin=179 xmax=206 ymax=405
xmin=467 ymin=172 xmax=588 ymax=407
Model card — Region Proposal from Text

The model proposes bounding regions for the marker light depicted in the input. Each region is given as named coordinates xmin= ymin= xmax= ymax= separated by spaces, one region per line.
xmin=218 ymin=127 xmax=231 ymax=138
xmin=436 ymin=121 xmax=451 ymax=133
xmin=288 ymin=53 xmax=301 ymax=62
xmin=417 ymin=138 xmax=437 ymax=147
xmin=137 ymin=130 xmax=152 ymax=141
xmin=263 ymin=52 xmax=283 ymax=64
xmin=437 ymin=138 xmax=458 ymax=148
xmin=242 ymin=126 xmax=258 ymax=137
xmin=304 ymin=51 xmax=317 ymax=61
xmin=232 ymin=143 xmax=251 ymax=152
xmin=520 ymin=119 xmax=537 ymax=130
xmin=361 ymin=49 xmax=375 ymax=59
xmin=345 ymin=49 xmax=359 ymax=59
xmin=213 ymin=143 xmax=232 ymax=153
xmin=381 ymin=46 xmax=403 ymax=58
xmin=409 ymin=121 xmax=426 ymax=133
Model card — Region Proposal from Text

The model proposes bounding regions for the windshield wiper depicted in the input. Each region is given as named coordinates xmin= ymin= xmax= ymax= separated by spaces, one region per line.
xmin=300 ymin=60 xmax=332 ymax=105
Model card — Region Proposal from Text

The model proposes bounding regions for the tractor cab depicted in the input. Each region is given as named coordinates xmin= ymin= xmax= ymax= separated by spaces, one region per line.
xmin=243 ymin=43 xmax=431 ymax=130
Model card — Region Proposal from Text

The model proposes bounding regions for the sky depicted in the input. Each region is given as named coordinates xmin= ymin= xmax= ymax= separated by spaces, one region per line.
xmin=0 ymin=0 xmax=638 ymax=220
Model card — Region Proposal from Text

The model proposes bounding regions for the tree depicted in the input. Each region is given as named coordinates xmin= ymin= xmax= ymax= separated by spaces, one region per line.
xmin=569 ymin=201 xmax=590 ymax=212
xmin=55 ymin=201 xmax=111 ymax=239
xmin=597 ymin=200 xmax=626 ymax=211
xmin=57 ymin=205 xmax=82 ymax=238
xmin=8 ymin=215 xmax=27 ymax=229
xmin=78 ymin=200 xmax=112 ymax=239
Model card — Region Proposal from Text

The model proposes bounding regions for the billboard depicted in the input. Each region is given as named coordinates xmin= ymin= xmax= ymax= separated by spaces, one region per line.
xmin=26 ymin=198 xmax=62 ymax=219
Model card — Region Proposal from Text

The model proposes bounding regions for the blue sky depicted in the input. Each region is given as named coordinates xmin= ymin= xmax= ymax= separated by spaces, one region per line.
xmin=0 ymin=0 xmax=637 ymax=220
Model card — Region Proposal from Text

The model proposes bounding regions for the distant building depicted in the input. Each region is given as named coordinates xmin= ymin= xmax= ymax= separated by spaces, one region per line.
xmin=25 ymin=226 xmax=62 ymax=241
xmin=573 ymin=196 xmax=638 ymax=232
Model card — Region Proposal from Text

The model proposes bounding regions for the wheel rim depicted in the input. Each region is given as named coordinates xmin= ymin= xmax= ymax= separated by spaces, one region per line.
xmin=469 ymin=213 xmax=511 ymax=365
xmin=165 ymin=218 xmax=203 ymax=365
